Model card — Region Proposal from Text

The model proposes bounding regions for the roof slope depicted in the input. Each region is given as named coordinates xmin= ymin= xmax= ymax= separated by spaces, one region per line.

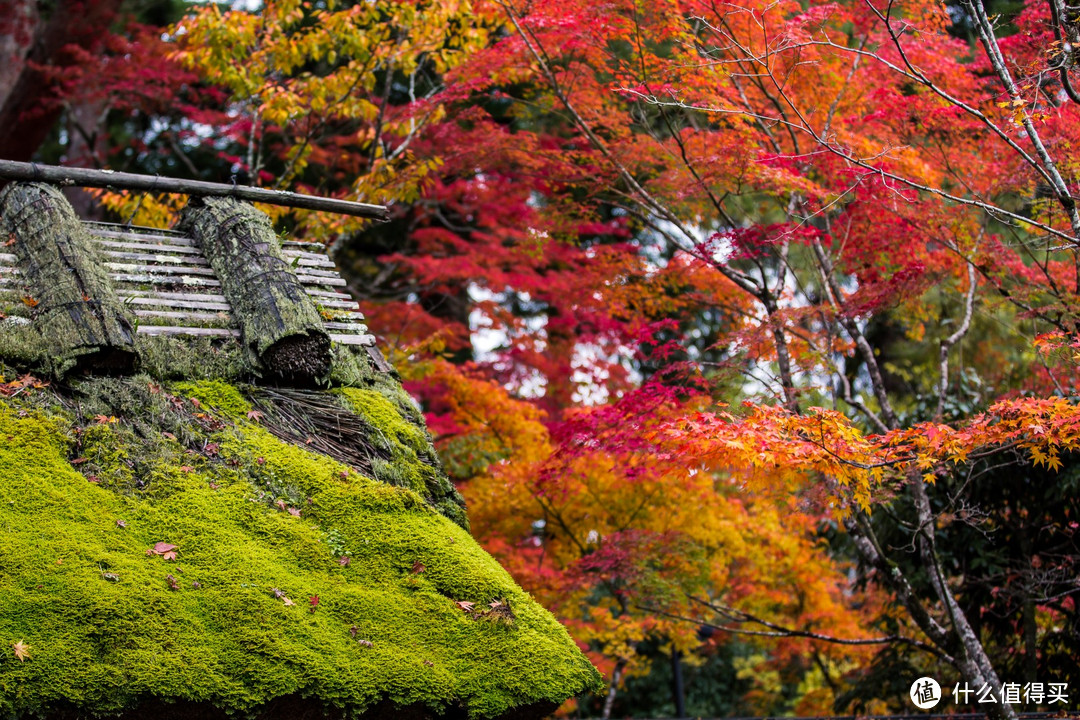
xmin=0 ymin=374 xmax=601 ymax=718
xmin=0 ymin=183 xmax=601 ymax=718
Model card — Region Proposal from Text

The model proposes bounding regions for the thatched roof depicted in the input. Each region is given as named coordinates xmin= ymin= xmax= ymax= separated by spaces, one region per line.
xmin=0 ymin=182 xmax=601 ymax=719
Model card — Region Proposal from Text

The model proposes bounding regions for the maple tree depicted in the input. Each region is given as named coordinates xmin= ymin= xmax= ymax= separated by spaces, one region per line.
xmin=6 ymin=0 xmax=1080 ymax=714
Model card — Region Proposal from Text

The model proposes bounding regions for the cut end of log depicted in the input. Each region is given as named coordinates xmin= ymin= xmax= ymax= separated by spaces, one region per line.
xmin=71 ymin=347 xmax=139 ymax=376
xmin=262 ymin=331 xmax=333 ymax=383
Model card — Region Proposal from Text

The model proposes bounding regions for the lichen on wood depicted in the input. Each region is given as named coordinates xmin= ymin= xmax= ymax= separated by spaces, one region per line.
xmin=0 ymin=182 xmax=137 ymax=375
xmin=178 ymin=197 xmax=332 ymax=383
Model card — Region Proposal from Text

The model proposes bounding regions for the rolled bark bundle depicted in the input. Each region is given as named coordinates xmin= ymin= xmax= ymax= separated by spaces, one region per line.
xmin=179 ymin=196 xmax=331 ymax=382
xmin=0 ymin=182 xmax=137 ymax=374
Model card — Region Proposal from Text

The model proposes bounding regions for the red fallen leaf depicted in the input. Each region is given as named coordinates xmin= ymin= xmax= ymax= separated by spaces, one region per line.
xmin=339 ymin=556 xmax=351 ymax=567
xmin=115 ymin=520 xmax=127 ymax=528
xmin=147 ymin=542 xmax=177 ymax=556
xmin=275 ymin=499 xmax=287 ymax=511
xmin=455 ymin=601 xmax=474 ymax=612
xmin=190 ymin=398 xmax=201 ymax=407
xmin=204 ymin=442 xmax=220 ymax=456
xmin=208 ymin=482 xmax=219 ymax=490
xmin=411 ymin=561 xmax=426 ymax=574
xmin=339 ymin=471 xmax=348 ymax=479
xmin=179 ymin=466 xmax=194 ymax=473
xmin=94 ymin=414 xmax=116 ymax=425
xmin=21 ymin=296 xmax=38 ymax=308
xmin=309 ymin=595 xmax=320 ymax=607
xmin=349 ymin=625 xmax=358 ymax=637
xmin=5 ymin=233 xmax=16 ymax=247
xmin=165 ymin=574 xmax=179 ymax=591
xmin=70 ymin=457 xmax=88 ymax=465
xmin=287 ymin=507 xmax=301 ymax=517
xmin=162 ymin=551 xmax=177 ymax=561
xmin=305 ymin=437 xmax=314 ymax=444
xmin=246 ymin=410 xmax=263 ymax=421
xmin=256 ymin=457 xmax=266 ymax=465
xmin=87 ymin=475 xmax=100 ymax=483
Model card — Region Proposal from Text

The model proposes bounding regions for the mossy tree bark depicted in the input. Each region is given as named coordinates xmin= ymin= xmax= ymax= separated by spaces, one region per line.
xmin=0 ymin=182 xmax=137 ymax=374
xmin=179 ymin=197 xmax=332 ymax=382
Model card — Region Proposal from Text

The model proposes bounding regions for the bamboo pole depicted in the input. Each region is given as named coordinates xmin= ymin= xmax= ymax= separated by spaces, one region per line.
xmin=0 ymin=183 xmax=138 ymax=374
xmin=0 ymin=159 xmax=389 ymax=220
xmin=178 ymin=196 xmax=333 ymax=382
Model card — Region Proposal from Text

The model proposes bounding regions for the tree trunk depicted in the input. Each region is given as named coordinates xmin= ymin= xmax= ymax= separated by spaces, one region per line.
xmin=0 ymin=0 xmax=125 ymax=162
xmin=0 ymin=182 xmax=137 ymax=374
xmin=178 ymin=196 xmax=332 ymax=382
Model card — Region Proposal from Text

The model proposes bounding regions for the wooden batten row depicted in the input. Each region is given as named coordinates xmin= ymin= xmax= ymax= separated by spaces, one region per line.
xmin=0 ymin=217 xmax=375 ymax=350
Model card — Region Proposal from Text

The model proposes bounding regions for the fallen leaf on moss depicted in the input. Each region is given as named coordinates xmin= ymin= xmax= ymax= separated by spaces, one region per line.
xmin=71 ymin=457 xmax=88 ymax=465
xmin=115 ymin=520 xmax=126 ymax=528
xmin=339 ymin=556 xmax=351 ymax=567
xmin=87 ymin=475 xmax=99 ymax=483
xmin=455 ymin=601 xmax=474 ymax=612
xmin=283 ymin=596 xmax=295 ymax=606
xmin=162 ymin=551 xmax=177 ymax=561
xmin=287 ymin=507 xmax=301 ymax=517
xmin=12 ymin=640 xmax=30 ymax=661
xmin=423 ymin=660 xmax=434 ymax=667
xmin=179 ymin=466 xmax=194 ymax=473
xmin=411 ymin=561 xmax=425 ymax=574
xmin=246 ymin=410 xmax=263 ymax=421
xmin=275 ymin=499 xmax=287 ymax=511
xmin=204 ymin=442 xmax=220 ymax=456
xmin=309 ymin=595 xmax=320 ymax=610
xmin=358 ymin=639 xmax=374 ymax=648
xmin=147 ymin=542 xmax=177 ymax=557
xmin=165 ymin=574 xmax=179 ymax=591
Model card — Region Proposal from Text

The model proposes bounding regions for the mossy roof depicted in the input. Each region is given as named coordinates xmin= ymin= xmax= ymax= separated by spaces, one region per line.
xmin=0 ymin=368 xmax=601 ymax=718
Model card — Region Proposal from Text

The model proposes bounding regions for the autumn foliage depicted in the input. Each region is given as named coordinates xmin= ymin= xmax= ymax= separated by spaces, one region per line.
xmin=7 ymin=0 xmax=1080 ymax=714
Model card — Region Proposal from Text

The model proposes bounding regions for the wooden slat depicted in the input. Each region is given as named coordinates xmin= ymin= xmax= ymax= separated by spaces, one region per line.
xmin=133 ymin=309 xmax=232 ymax=323
xmin=89 ymin=228 xmax=196 ymax=245
xmin=329 ymin=333 xmax=376 ymax=346
xmin=85 ymin=222 xmax=186 ymax=238
xmin=136 ymin=325 xmax=240 ymax=338
xmin=105 ymin=262 xmax=218 ymax=277
xmin=281 ymin=249 xmax=335 ymax=267
xmin=118 ymin=288 xmax=229 ymax=303
xmin=121 ymin=296 xmax=233 ymax=312
xmin=296 ymin=273 xmax=347 ymax=287
xmin=283 ymin=255 xmax=335 ymax=269
xmin=101 ymin=250 xmax=210 ymax=266
xmin=323 ymin=321 xmax=369 ymax=331
xmin=93 ymin=239 xmax=203 ymax=255
xmin=110 ymin=273 xmax=221 ymax=287
xmin=117 ymin=287 xmax=358 ymax=311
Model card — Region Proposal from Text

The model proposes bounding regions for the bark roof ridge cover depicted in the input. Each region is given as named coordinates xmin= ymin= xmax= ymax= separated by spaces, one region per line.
xmin=0 ymin=182 xmax=376 ymax=383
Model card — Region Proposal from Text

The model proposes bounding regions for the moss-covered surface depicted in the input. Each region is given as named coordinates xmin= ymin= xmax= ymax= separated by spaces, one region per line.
xmin=0 ymin=377 xmax=601 ymax=718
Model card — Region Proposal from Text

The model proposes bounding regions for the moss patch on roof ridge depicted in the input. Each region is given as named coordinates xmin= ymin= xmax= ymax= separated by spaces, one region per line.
xmin=0 ymin=383 xmax=601 ymax=718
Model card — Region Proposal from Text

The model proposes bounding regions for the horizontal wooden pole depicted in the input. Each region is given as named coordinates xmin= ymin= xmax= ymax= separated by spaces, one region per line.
xmin=0 ymin=159 xmax=389 ymax=220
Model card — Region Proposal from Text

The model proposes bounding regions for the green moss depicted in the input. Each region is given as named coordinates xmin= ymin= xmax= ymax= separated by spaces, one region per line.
xmin=170 ymin=380 xmax=252 ymax=419
xmin=0 ymin=388 xmax=600 ymax=718
xmin=338 ymin=388 xmax=467 ymax=529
